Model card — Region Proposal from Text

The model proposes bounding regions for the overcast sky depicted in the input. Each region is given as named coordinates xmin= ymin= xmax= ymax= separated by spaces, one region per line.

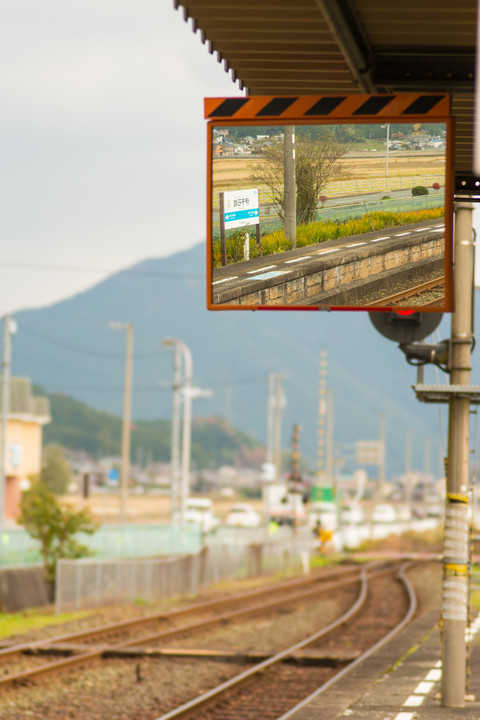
xmin=1 ymin=2 xmax=477 ymax=318
xmin=0 ymin=1 xmax=239 ymax=316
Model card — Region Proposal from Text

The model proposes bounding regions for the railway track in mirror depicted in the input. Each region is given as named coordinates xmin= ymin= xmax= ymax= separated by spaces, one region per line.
xmin=367 ymin=275 xmax=445 ymax=308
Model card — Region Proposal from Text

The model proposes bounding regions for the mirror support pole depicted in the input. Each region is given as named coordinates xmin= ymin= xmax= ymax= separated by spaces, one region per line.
xmin=441 ymin=199 xmax=475 ymax=708
xmin=284 ymin=126 xmax=296 ymax=247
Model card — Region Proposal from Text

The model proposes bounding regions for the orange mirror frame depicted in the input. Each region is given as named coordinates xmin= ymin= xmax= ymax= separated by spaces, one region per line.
xmin=205 ymin=94 xmax=454 ymax=312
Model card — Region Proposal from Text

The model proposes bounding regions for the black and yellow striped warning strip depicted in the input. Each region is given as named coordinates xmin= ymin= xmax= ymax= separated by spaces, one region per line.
xmin=205 ymin=94 xmax=450 ymax=121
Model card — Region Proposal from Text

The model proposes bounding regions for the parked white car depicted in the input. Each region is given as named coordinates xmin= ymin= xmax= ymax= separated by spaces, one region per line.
xmin=372 ymin=503 xmax=397 ymax=523
xmin=341 ymin=504 xmax=365 ymax=524
xmin=185 ymin=498 xmax=220 ymax=533
xmin=225 ymin=503 xmax=261 ymax=528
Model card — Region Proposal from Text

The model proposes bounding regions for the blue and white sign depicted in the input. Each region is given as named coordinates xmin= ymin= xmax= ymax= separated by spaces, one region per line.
xmin=223 ymin=188 xmax=260 ymax=230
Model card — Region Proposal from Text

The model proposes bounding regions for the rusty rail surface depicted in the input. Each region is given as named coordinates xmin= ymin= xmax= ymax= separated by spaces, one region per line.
xmin=152 ymin=562 xmax=415 ymax=720
xmin=367 ymin=276 xmax=444 ymax=308
xmin=0 ymin=563 xmax=368 ymax=688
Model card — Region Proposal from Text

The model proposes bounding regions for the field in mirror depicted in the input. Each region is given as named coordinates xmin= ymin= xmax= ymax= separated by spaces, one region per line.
xmin=210 ymin=121 xmax=448 ymax=309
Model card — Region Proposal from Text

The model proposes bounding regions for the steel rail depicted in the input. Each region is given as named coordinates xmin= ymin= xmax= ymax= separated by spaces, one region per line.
xmin=367 ymin=276 xmax=444 ymax=308
xmin=153 ymin=564 xmax=375 ymax=720
xmin=0 ymin=564 xmax=370 ymax=688
xmin=0 ymin=563 xmax=361 ymax=662
xmin=276 ymin=562 xmax=417 ymax=720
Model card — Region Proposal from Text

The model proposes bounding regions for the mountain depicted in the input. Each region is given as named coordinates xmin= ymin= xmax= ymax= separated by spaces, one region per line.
xmin=38 ymin=389 xmax=264 ymax=469
xmin=7 ymin=242 xmax=470 ymax=477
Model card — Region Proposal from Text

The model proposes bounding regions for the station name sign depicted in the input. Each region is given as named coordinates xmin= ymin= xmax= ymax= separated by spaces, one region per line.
xmin=223 ymin=189 xmax=259 ymax=230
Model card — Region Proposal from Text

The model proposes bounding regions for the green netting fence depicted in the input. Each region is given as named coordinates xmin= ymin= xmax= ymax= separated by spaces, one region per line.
xmin=0 ymin=524 xmax=203 ymax=568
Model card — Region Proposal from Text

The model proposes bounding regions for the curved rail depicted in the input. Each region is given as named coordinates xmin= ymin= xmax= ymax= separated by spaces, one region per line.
xmin=0 ymin=564 xmax=369 ymax=689
xmin=154 ymin=565 xmax=373 ymax=720
xmin=152 ymin=562 xmax=416 ymax=720
xmin=0 ymin=564 xmax=362 ymax=662
xmin=276 ymin=562 xmax=417 ymax=720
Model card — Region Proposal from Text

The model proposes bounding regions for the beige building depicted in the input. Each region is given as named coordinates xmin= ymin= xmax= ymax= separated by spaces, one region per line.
xmin=1 ymin=377 xmax=50 ymax=522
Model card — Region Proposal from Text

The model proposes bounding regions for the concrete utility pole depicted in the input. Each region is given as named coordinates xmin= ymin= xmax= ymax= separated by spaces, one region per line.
xmin=267 ymin=373 xmax=276 ymax=467
xmin=163 ymin=339 xmax=193 ymax=528
xmin=290 ymin=423 xmax=301 ymax=528
xmin=110 ymin=322 xmax=133 ymax=523
xmin=284 ymin=126 xmax=296 ymax=247
xmin=0 ymin=315 xmax=15 ymax=526
xmin=424 ymin=437 xmax=431 ymax=478
xmin=378 ymin=414 xmax=386 ymax=499
xmin=441 ymin=199 xmax=475 ymax=708
xmin=405 ymin=428 xmax=412 ymax=508
xmin=384 ymin=123 xmax=390 ymax=178
xmin=273 ymin=374 xmax=285 ymax=482
xmin=317 ymin=348 xmax=327 ymax=486
xmin=168 ymin=343 xmax=182 ymax=523
xmin=326 ymin=389 xmax=334 ymax=490
xmin=180 ymin=345 xmax=193 ymax=529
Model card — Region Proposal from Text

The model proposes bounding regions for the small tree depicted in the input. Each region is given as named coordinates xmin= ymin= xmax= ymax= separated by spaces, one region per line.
xmin=250 ymin=130 xmax=347 ymax=226
xmin=40 ymin=444 xmax=72 ymax=494
xmin=432 ymin=182 xmax=441 ymax=193
xmin=319 ymin=195 xmax=328 ymax=208
xmin=19 ymin=481 xmax=97 ymax=597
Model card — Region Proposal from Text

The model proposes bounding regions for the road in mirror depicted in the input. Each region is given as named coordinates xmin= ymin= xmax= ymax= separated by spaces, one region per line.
xmin=209 ymin=121 xmax=449 ymax=310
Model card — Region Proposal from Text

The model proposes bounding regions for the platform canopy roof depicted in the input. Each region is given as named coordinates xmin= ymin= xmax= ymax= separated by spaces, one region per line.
xmin=174 ymin=0 xmax=476 ymax=176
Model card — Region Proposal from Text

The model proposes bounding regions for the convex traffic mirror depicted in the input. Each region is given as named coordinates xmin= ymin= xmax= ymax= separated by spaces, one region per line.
xmin=205 ymin=94 xmax=453 ymax=312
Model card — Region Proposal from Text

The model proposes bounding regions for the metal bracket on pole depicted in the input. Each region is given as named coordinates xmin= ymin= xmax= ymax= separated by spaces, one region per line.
xmin=413 ymin=384 xmax=480 ymax=404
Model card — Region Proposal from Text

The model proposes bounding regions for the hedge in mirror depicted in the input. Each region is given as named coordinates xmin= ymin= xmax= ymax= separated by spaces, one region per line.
xmin=209 ymin=121 xmax=450 ymax=310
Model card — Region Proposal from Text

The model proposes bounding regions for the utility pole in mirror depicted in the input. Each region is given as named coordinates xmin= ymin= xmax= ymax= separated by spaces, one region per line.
xmin=284 ymin=126 xmax=296 ymax=247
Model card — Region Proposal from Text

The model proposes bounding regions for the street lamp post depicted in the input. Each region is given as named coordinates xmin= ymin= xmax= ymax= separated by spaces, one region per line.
xmin=110 ymin=322 xmax=133 ymax=523
xmin=163 ymin=339 xmax=192 ymax=528
xmin=163 ymin=339 xmax=213 ymax=528
xmin=165 ymin=343 xmax=182 ymax=523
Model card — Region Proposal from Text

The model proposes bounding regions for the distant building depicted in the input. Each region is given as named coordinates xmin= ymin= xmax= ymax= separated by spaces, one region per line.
xmin=0 ymin=377 xmax=50 ymax=522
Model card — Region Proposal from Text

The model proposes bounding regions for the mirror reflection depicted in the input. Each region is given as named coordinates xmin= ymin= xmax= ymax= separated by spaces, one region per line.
xmin=209 ymin=121 xmax=448 ymax=309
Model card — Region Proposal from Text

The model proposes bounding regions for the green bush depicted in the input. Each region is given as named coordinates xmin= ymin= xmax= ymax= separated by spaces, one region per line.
xmin=412 ymin=185 xmax=429 ymax=196
xmin=212 ymin=206 xmax=444 ymax=267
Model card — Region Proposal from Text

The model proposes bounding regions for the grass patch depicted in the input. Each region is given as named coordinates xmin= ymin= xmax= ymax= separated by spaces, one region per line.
xmin=0 ymin=608 xmax=90 ymax=640
xmin=309 ymin=555 xmax=336 ymax=568
xmin=213 ymin=207 xmax=444 ymax=268
xmin=353 ymin=526 xmax=444 ymax=554
xmin=470 ymin=591 xmax=480 ymax=611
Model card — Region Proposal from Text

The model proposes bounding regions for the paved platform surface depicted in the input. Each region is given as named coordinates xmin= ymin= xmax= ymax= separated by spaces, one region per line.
xmin=284 ymin=608 xmax=480 ymax=720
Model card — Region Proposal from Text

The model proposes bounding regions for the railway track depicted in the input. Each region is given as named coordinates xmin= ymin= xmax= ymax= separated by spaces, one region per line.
xmin=0 ymin=563 xmax=368 ymax=689
xmin=152 ymin=561 xmax=416 ymax=720
xmin=367 ymin=275 xmax=444 ymax=308
xmin=0 ymin=560 xmax=427 ymax=720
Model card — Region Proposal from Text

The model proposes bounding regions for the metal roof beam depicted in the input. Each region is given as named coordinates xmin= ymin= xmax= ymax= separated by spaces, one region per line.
xmin=374 ymin=54 xmax=475 ymax=92
xmin=314 ymin=0 xmax=376 ymax=93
